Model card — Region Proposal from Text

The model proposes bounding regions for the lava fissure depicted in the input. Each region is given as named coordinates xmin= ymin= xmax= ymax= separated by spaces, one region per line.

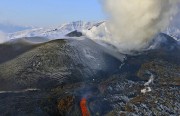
xmin=80 ymin=98 xmax=90 ymax=116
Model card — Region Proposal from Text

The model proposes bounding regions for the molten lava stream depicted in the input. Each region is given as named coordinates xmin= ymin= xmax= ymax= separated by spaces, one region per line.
xmin=80 ymin=98 xmax=90 ymax=116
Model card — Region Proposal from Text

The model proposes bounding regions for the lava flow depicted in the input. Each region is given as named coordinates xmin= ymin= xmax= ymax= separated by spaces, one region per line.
xmin=80 ymin=98 xmax=90 ymax=116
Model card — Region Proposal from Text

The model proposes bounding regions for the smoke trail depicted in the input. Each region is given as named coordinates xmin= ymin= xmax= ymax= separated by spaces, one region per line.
xmin=102 ymin=0 xmax=180 ymax=53
xmin=0 ymin=31 xmax=7 ymax=43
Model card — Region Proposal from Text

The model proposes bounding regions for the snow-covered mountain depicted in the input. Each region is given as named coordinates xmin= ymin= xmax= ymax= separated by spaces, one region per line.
xmin=8 ymin=21 xmax=96 ymax=40
xmin=7 ymin=21 xmax=180 ymax=42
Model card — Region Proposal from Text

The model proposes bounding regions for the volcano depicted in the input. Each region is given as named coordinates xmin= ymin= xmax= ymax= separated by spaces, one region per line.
xmin=0 ymin=33 xmax=179 ymax=116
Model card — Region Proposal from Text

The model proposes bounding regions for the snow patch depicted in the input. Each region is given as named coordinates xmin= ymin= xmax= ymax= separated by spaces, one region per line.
xmin=144 ymin=73 xmax=154 ymax=86
xmin=141 ymin=87 xmax=152 ymax=94
xmin=141 ymin=72 xmax=154 ymax=94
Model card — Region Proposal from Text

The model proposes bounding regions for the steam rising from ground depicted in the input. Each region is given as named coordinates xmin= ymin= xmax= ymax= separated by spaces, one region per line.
xmin=0 ymin=31 xmax=7 ymax=43
xmin=102 ymin=0 xmax=180 ymax=53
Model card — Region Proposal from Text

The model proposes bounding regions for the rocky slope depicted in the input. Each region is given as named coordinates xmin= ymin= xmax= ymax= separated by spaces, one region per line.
xmin=0 ymin=37 xmax=123 ymax=91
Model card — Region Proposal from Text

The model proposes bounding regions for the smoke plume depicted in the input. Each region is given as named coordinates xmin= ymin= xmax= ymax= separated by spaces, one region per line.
xmin=0 ymin=31 xmax=7 ymax=43
xmin=102 ymin=0 xmax=180 ymax=53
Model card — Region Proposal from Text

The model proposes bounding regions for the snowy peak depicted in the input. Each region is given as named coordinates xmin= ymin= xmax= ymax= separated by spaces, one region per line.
xmin=59 ymin=21 xmax=94 ymax=31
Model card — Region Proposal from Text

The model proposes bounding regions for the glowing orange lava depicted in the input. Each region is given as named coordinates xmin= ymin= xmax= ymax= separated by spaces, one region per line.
xmin=80 ymin=98 xmax=90 ymax=116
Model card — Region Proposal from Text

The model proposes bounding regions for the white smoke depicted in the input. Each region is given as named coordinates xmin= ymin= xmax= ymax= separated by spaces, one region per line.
xmin=0 ymin=31 xmax=7 ymax=43
xmin=101 ymin=0 xmax=180 ymax=53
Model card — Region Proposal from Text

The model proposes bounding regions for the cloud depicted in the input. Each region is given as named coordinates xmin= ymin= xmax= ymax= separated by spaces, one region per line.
xmin=101 ymin=0 xmax=180 ymax=53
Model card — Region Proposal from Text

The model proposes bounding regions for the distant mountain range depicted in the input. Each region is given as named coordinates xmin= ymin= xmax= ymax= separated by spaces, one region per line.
xmin=0 ymin=23 xmax=33 ymax=33
xmin=7 ymin=21 xmax=96 ymax=40
xmin=5 ymin=21 xmax=180 ymax=42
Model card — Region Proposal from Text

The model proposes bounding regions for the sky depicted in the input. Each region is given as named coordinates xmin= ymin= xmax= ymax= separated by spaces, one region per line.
xmin=0 ymin=0 xmax=106 ymax=27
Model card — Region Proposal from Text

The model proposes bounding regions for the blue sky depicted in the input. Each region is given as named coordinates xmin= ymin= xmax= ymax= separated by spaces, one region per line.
xmin=0 ymin=0 xmax=106 ymax=27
